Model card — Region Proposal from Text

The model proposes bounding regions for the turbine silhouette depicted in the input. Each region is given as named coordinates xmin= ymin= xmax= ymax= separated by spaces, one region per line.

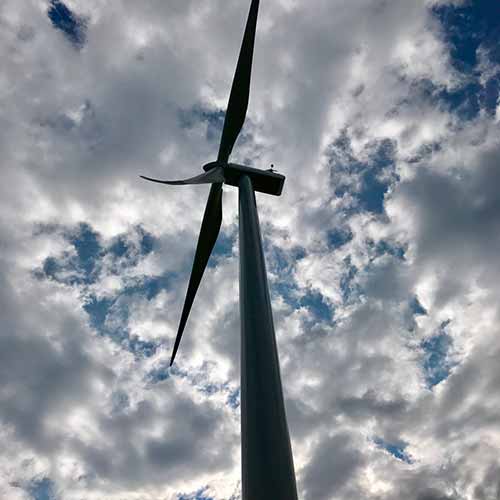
xmin=141 ymin=0 xmax=275 ymax=366
xmin=141 ymin=1 xmax=298 ymax=498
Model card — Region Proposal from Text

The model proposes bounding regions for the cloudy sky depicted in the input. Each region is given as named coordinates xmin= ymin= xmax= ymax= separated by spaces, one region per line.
xmin=1 ymin=0 xmax=500 ymax=499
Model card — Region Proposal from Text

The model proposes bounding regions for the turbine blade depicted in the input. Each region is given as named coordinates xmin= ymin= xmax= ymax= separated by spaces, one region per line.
xmin=217 ymin=0 xmax=260 ymax=163
xmin=170 ymin=183 xmax=223 ymax=365
xmin=140 ymin=167 xmax=224 ymax=186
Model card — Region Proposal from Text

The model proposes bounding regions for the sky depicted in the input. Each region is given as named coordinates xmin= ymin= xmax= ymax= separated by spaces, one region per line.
xmin=1 ymin=0 xmax=500 ymax=499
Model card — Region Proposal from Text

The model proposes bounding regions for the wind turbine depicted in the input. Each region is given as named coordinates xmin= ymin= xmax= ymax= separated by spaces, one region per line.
xmin=141 ymin=1 xmax=298 ymax=498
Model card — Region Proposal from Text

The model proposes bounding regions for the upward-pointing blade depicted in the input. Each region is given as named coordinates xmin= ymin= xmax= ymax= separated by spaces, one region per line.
xmin=170 ymin=182 xmax=223 ymax=365
xmin=217 ymin=0 xmax=260 ymax=163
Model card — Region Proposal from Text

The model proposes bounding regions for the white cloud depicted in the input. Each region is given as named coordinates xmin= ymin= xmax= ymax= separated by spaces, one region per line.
xmin=1 ymin=0 xmax=500 ymax=498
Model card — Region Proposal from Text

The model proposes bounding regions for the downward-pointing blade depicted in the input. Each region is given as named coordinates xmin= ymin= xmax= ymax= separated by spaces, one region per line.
xmin=217 ymin=0 xmax=260 ymax=163
xmin=140 ymin=167 xmax=224 ymax=186
xmin=170 ymin=182 xmax=223 ymax=365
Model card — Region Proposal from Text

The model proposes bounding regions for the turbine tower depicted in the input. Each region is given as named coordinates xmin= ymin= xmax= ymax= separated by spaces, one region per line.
xmin=141 ymin=1 xmax=298 ymax=498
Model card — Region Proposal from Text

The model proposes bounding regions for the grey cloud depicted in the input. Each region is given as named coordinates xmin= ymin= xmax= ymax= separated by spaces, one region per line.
xmin=71 ymin=395 xmax=237 ymax=489
xmin=474 ymin=464 xmax=500 ymax=500
xmin=416 ymin=490 xmax=459 ymax=500
xmin=2 ymin=0 xmax=500 ymax=498
xmin=0 ymin=265 xmax=112 ymax=455
xmin=301 ymin=432 xmax=365 ymax=500
xmin=337 ymin=389 xmax=408 ymax=421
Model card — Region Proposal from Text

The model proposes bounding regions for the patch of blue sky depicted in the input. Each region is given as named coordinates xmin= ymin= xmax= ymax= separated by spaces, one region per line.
xmin=178 ymin=487 xmax=214 ymax=500
xmin=35 ymin=223 xmax=157 ymax=286
xmin=227 ymin=388 xmax=240 ymax=409
xmin=267 ymin=243 xmax=291 ymax=272
xmin=47 ymin=0 xmax=87 ymax=48
xmin=146 ymin=363 xmax=189 ymax=385
xmin=83 ymin=289 xmax=162 ymax=358
xmin=178 ymin=105 xmax=225 ymax=143
xmin=35 ymin=252 xmax=88 ymax=286
xmin=66 ymin=223 xmax=101 ymax=276
xmin=300 ymin=291 xmax=333 ymax=323
xmin=374 ymin=437 xmax=413 ymax=464
xmin=83 ymin=295 xmax=128 ymax=341
xmin=329 ymin=134 xmax=397 ymax=215
xmin=123 ymin=273 xmax=175 ymax=300
xmin=198 ymin=382 xmax=223 ymax=396
xmin=267 ymin=248 xmax=334 ymax=322
xmin=266 ymin=237 xmax=353 ymax=315
xmin=432 ymin=1 xmax=500 ymax=71
xmin=410 ymin=296 xmax=427 ymax=316
xmin=208 ymin=230 xmax=236 ymax=268
xmin=421 ymin=320 xmax=454 ymax=388
xmin=327 ymin=227 xmax=353 ymax=249
xmin=272 ymin=279 xmax=335 ymax=324
xmin=266 ymin=243 xmax=302 ymax=304
xmin=147 ymin=364 xmax=240 ymax=409
xmin=83 ymin=295 xmax=114 ymax=330
xmin=431 ymin=1 xmax=500 ymax=117
xmin=265 ymin=240 xmax=305 ymax=279
xmin=107 ymin=226 xmax=156 ymax=267
xmin=272 ymin=280 xmax=299 ymax=308
xmin=481 ymin=74 xmax=500 ymax=114
xmin=32 ymin=223 xmax=101 ymax=285
xmin=361 ymin=139 xmax=396 ymax=209
xmin=360 ymin=169 xmax=391 ymax=215
xmin=407 ymin=141 xmax=442 ymax=164
xmin=160 ymin=364 xmax=224 ymax=395
xmin=27 ymin=478 xmax=56 ymax=500
xmin=127 ymin=336 xmax=157 ymax=358
xmin=178 ymin=104 xmax=256 ymax=153
xmin=105 ymin=226 xmax=156 ymax=259
xmin=40 ymin=256 xmax=62 ymax=281
xmin=340 ymin=256 xmax=359 ymax=303
xmin=437 ymin=83 xmax=483 ymax=120
xmin=108 ymin=236 xmax=128 ymax=258
xmin=406 ymin=77 xmax=482 ymax=121
xmin=292 ymin=246 xmax=306 ymax=261
xmin=147 ymin=365 xmax=172 ymax=384
xmin=366 ymin=238 xmax=406 ymax=261
xmin=34 ymin=223 xmax=163 ymax=357
xmin=189 ymin=365 xmax=231 ymax=396
xmin=139 ymin=228 xmax=155 ymax=255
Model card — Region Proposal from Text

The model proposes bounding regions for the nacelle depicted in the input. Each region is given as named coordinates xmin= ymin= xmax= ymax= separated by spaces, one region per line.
xmin=202 ymin=161 xmax=285 ymax=196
